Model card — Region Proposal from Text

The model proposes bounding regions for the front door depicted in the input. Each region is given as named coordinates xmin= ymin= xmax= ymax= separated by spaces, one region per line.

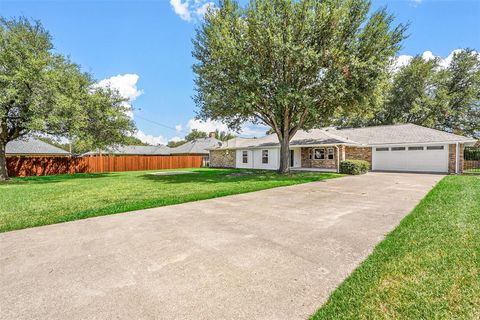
xmin=290 ymin=149 xmax=294 ymax=167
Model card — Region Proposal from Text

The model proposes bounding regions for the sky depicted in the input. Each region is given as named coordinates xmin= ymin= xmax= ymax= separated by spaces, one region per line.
xmin=1 ymin=0 xmax=479 ymax=145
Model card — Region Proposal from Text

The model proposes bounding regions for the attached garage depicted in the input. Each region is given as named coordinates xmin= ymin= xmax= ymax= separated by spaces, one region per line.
xmin=372 ymin=144 xmax=448 ymax=173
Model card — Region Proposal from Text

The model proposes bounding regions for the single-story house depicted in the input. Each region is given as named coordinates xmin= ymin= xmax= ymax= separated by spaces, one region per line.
xmin=208 ymin=124 xmax=477 ymax=174
xmin=6 ymin=137 xmax=70 ymax=157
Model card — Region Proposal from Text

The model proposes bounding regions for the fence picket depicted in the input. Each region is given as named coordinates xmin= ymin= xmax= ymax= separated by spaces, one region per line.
xmin=7 ymin=155 xmax=204 ymax=177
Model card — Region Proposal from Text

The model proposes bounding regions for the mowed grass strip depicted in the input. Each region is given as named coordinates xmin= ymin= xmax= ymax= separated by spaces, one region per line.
xmin=311 ymin=175 xmax=480 ymax=320
xmin=0 ymin=168 xmax=341 ymax=233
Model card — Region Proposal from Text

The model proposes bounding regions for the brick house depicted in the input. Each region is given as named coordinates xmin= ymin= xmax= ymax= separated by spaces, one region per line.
xmin=208 ymin=124 xmax=477 ymax=174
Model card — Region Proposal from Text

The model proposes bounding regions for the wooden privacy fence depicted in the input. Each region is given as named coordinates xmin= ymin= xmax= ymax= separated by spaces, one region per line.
xmin=7 ymin=155 xmax=204 ymax=177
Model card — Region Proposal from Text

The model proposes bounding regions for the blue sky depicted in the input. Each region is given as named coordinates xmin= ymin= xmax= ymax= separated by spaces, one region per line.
xmin=1 ymin=0 xmax=479 ymax=144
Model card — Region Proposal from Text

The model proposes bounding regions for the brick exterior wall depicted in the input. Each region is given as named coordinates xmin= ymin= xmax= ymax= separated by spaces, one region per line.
xmin=448 ymin=143 xmax=464 ymax=174
xmin=209 ymin=150 xmax=236 ymax=168
xmin=345 ymin=146 xmax=372 ymax=169
xmin=301 ymin=147 xmax=338 ymax=169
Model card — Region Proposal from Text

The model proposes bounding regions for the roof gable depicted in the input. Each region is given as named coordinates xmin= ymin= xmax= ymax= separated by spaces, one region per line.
xmin=6 ymin=138 xmax=70 ymax=155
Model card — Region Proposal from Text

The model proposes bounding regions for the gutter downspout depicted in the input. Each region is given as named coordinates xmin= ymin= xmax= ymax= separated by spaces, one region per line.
xmin=455 ymin=142 xmax=460 ymax=174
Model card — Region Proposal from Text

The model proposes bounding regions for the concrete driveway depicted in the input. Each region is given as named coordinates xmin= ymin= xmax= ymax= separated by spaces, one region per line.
xmin=0 ymin=172 xmax=442 ymax=320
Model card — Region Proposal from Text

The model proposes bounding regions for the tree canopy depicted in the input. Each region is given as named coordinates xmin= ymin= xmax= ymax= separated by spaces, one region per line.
xmin=0 ymin=17 xmax=135 ymax=180
xmin=193 ymin=0 xmax=406 ymax=172
xmin=333 ymin=49 xmax=480 ymax=138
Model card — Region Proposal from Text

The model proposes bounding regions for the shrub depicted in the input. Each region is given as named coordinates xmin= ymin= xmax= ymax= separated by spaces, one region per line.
xmin=339 ymin=160 xmax=370 ymax=175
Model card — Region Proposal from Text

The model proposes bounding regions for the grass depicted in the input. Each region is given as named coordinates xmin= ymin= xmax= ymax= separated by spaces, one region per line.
xmin=0 ymin=168 xmax=341 ymax=233
xmin=311 ymin=175 xmax=480 ymax=320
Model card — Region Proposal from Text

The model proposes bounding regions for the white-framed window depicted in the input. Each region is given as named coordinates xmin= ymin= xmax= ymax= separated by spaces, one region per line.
xmin=327 ymin=148 xmax=334 ymax=160
xmin=391 ymin=147 xmax=406 ymax=151
xmin=314 ymin=148 xmax=325 ymax=160
xmin=262 ymin=150 xmax=269 ymax=164
xmin=408 ymin=146 xmax=424 ymax=151
xmin=427 ymin=145 xmax=444 ymax=150
xmin=242 ymin=151 xmax=248 ymax=163
xmin=376 ymin=147 xmax=389 ymax=151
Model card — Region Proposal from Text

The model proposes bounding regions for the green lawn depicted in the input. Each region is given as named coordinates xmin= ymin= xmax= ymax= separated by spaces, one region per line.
xmin=311 ymin=175 xmax=480 ymax=320
xmin=0 ymin=168 xmax=340 ymax=233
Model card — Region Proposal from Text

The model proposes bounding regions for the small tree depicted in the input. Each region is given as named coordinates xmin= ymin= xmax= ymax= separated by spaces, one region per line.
xmin=0 ymin=17 xmax=135 ymax=180
xmin=193 ymin=0 xmax=406 ymax=172
xmin=184 ymin=129 xmax=208 ymax=141
xmin=215 ymin=129 xmax=235 ymax=141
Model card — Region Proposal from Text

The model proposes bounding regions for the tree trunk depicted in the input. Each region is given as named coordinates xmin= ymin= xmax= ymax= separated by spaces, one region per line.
xmin=0 ymin=140 xmax=9 ymax=181
xmin=278 ymin=137 xmax=290 ymax=174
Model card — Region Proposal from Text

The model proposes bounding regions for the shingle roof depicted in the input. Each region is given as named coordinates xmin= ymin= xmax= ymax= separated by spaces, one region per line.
xmin=84 ymin=145 xmax=172 ymax=156
xmin=210 ymin=124 xmax=476 ymax=150
xmin=6 ymin=137 xmax=70 ymax=155
xmin=329 ymin=124 xmax=477 ymax=145
xmin=170 ymin=137 xmax=222 ymax=155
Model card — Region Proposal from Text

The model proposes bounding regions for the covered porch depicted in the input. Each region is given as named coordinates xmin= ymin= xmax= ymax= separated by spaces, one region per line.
xmin=290 ymin=145 xmax=369 ymax=173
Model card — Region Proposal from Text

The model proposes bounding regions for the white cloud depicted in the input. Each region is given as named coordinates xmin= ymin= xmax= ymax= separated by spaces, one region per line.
xmin=195 ymin=2 xmax=214 ymax=16
xmin=97 ymin=74 xmax=143 ymax=101
xmin=169 ymin=136 xmax=183 ymax=142
xmin=393 ymin=49 xmax=477 ymax=72
xmin=170 ymin=0 xmax=191 ymax=21
xmin=134 ymin=130 xmax=168 ymax=146
xmin=97 ymin=74 xmax=143 ymax=118
xmin=421 ymin=51 xmax=435 ymax=61
xmin=175 ymin=124 xmax=183 ymax=132
xmin=187 ymin=118 xmax=228 ymax=133
xmin=170 ymin=0 xmax=214 ymax=22
xmin=185 ymin=118 xmax=268 ymax=138
xmin=391 ymin=54 xmax=413 ymax=71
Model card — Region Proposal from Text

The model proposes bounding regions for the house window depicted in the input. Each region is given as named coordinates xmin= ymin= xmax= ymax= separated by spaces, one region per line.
xmin=327 ymin=148 xmax=334 ymax=160
xmin=242 ymin=151 xmax=248 ymax=163
xmin=391 ymin=147 xmax=406 ymax=151
xmin=262 ymin=150 xmax=269 ymax=164
xmin=314 ymin=148 xmax=325 ymax=160
xmin=376 ymin=147 xmax=389 ymax=151
xmin=408 ymin=146 xmax=424 ymax=151
xmin=426 ymin=145 xmax=444 ymax=150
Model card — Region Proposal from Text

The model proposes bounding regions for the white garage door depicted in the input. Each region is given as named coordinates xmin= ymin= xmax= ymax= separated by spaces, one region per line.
xmin=372 ymin=145 xmax=448 ymax=173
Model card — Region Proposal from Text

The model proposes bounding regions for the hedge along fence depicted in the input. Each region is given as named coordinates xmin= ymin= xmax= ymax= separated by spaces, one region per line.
xmin=7 ymin=155 xmax=204 ymax=177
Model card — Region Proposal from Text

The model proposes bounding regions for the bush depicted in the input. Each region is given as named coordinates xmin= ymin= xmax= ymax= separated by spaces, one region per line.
xmin=339 ymin=160 xmax=370 ymax=175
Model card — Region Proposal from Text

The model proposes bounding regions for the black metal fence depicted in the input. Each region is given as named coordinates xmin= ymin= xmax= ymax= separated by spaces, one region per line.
xmin=464 ymin=146 xmax=480 ymax=174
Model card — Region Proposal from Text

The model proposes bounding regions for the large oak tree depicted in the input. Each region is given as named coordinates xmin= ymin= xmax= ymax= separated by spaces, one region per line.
xmin=193 ymin=0 xmax=406 ymax=172
xmin=336 ymin=49 xmax=480 ymax=138
xmin=0 ymin=17 xmax=135 ymax=180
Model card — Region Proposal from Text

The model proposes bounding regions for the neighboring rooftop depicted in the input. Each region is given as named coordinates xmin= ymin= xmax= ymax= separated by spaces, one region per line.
xmin=210 ymin=124 xmax=476 ymax=150
xmin=84 ymin=145 xmax=172 ymax=156
xmin=170 ymin=137 xmax=222 ymax=155
xmin=6 ymin=137 xmax=70 ymax=155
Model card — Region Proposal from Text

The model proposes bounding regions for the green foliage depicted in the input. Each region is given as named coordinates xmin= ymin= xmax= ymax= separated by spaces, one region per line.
xmin=215 ymin=129 xmax=235 ymax=141
xmin=121 ymin=135 xmax=150 ymax=146
xmin=184 ymin=129 xmax=208 ymax=141
xmin=167 ymin=140 xmax=187 ymax=148
xmin=0 ymin=17 xmax=135 ymax=178
xmin=193 ymin=0 xmax=406 ymax=171
xmin=335 ymin=49 xmax=480 ymax=138
xmin=0 ymin=169 xmax=340 ymax=232
xmin=339 ymin=160 xmax=369 ymax=175
xmin=464 ymin=147 xmax=480 ymax=161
